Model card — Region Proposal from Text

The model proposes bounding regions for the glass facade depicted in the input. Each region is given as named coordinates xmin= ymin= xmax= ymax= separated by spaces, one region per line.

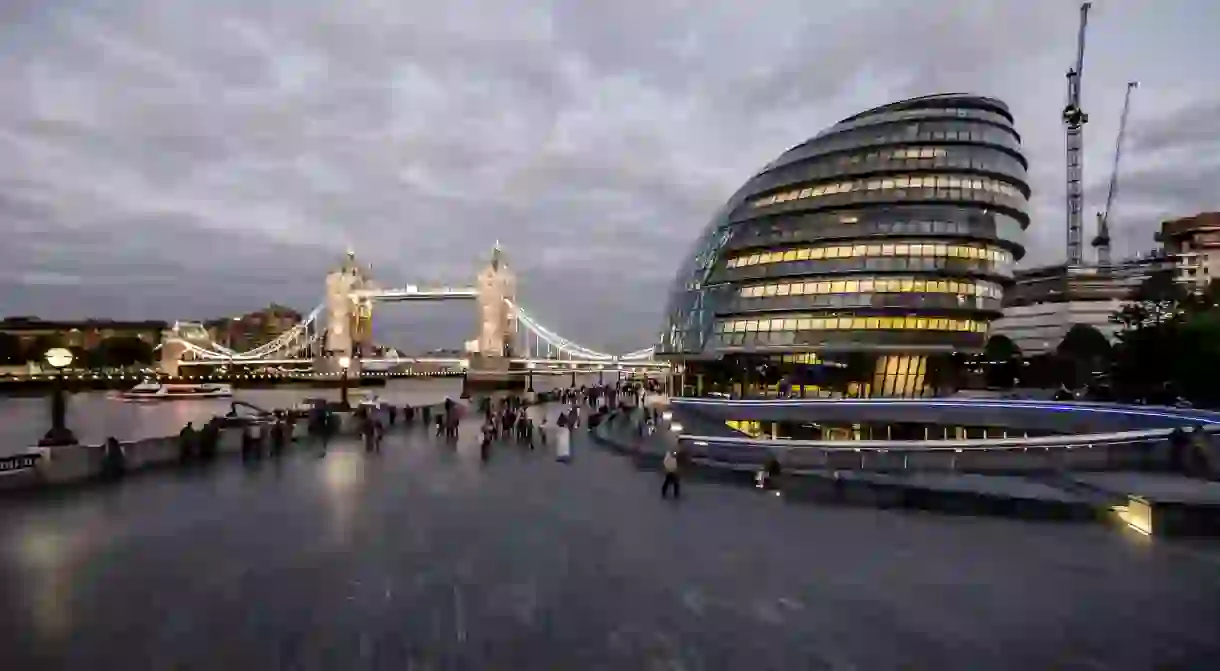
xmin=656 ymin=93 xmax=1030 ymax=398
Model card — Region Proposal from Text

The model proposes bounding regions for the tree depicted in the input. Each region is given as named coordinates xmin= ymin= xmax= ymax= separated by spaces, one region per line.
xmin=0 ymin=332 xmax=22 ymax=365
xmin=1110 ymin=273 xmax=1213 ymax=403
xmin=983 ymin=335 xmax=1022 ymax=389
xmin=1169 ymin=310 xmax=1220 ymax=406
xmin=1057 ymin=324 xmax=1111 ymax=388
xmin=1111 ymin=271 xmax=1187 ymax=331
xmin=1183 ymin=278 xmax=1220 ymax=314
xmin=91 ymin=336 xmax=155 ymax=368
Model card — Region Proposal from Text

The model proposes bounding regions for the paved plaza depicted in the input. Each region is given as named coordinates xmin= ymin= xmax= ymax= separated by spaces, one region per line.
xmin=2 ymin=404 xmax=1219 ymax=670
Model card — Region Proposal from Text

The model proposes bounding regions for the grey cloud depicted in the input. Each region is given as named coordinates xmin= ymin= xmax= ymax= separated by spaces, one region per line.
xmin=1129 ymin=97 xmax=1220 ymax=154
xmin=0 ymin=0 xmax=1217 ymax=353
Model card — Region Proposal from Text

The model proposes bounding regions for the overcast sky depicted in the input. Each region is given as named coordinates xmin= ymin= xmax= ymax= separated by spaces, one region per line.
xmin=1 ymin=0 xmax=1217 ymax=353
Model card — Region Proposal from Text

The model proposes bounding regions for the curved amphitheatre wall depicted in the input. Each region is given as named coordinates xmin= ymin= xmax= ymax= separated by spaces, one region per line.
xmin=672 ymin=398 xmax=1220 ymax=436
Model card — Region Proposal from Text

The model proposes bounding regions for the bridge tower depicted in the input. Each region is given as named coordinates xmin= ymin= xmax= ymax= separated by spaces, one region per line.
xmin=318 ymin=249 xmax=372 ymax=375
xmin=158 ymin=321 xmax=212 ymax=376
xmin=472 ymin=241 xmax=517 ymax=372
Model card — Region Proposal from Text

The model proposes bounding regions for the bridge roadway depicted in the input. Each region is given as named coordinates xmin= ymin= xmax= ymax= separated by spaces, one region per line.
xmin=2 ymin=404 xmax=1219 ymax=669
xmin=185 ymin=357 xmax=669 ymax=369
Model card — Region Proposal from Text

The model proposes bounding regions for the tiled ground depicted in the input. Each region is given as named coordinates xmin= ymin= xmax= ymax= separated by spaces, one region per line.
xmin=1 ymin=404 xmax=1218 ymax=670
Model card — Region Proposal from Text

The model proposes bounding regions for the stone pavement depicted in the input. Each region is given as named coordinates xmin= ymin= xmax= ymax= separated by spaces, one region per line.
xmin=1 ymin=403 xmax=1219 ymax=670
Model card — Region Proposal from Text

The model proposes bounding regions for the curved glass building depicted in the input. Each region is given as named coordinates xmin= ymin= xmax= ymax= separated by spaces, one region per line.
xmin=657 ymin=94 xmax=1030 ymax=398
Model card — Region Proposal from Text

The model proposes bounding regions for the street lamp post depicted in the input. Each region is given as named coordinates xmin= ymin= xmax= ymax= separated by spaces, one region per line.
xmin=39 ymin=347 xmax=78 ymax=447
xmin=526 ymin=361 xmax=535 ymax=393
xmin=459 ymin=359 xmax=471 ymax=399
xmin=338 ymin=355 xmax=352 ymax=409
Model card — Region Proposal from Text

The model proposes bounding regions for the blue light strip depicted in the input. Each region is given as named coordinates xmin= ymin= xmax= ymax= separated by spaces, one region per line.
xmin=671 ymin=397 xmax=1220 ymax=426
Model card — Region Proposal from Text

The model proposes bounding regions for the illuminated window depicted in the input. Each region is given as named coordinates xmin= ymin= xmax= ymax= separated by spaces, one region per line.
xmin=727 ymin=241 xmax=1012 ymax=270
xmin=716 ymin=313 xmax=986 ymax=336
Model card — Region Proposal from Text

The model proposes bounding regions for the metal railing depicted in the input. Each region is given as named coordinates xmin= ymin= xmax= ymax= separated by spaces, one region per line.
xmin=676 ymin=426 xmax=1214 ymax=474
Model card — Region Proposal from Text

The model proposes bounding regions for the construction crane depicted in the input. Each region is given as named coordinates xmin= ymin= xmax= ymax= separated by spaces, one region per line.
xmin=1093 ymin=81 xmax=1138 ymax=267
xmin=1063 ymin=2 xmax=1092 ymax=266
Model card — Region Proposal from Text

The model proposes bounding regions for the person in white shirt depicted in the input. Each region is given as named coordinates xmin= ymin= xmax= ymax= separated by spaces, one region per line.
xmin=661 ymin=449 xmax=681 ymax=499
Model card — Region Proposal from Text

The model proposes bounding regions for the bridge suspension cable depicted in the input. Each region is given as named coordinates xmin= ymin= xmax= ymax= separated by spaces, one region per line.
xmin=618 ymin=347 xmax=656 ymax=361
xmin=169 ymin=305 xmax=324 ymax=361
xmin=506 ymin=300 xmax=616 ymax=360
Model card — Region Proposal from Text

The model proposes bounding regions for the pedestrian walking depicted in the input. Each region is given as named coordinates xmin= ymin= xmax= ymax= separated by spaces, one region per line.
xmin=319 ymin=411 xmax=336 ymax=456
xmin=102 ymin=436 xmax=127 ymax=480
xmin=271 ymin=418 xmax=286 ymax=457
xmin=661 ymin=449 xmax=681 ymax=499
xmin=178 ymin=422 xmax=197 ymax=464
xmin=479 ymin=419 xmax=493 ymax=461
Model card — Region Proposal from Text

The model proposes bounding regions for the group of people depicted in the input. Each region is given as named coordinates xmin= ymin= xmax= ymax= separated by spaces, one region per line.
xmin=98 ymin=378 xmax=693 ymax=487
xmin=176 ymin=417 xmax=253 ymax=462
xmin=478 ymin=395 xmax=542 ymax=460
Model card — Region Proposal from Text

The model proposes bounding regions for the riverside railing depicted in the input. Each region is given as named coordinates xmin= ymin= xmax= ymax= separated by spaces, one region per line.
xmin=677 ymin=425 xmax=1216 ymax=474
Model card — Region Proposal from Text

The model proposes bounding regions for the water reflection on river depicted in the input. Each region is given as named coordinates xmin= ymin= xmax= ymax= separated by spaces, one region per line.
xmin=0 ymin=373 xmax=606 ymax=454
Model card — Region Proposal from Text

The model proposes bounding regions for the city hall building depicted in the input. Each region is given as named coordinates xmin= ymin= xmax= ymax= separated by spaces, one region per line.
xmin=656 ymin=94 xmax=1030 ymax=398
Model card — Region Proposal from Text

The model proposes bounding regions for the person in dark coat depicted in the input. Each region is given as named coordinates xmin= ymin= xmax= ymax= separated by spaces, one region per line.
xmin=102 ymin=437 xmax=127 ymax=480
xmin=271 ymin=418 xmax=286 ymax=457
xmin=178 ymin=422 xmax=197 ymax=464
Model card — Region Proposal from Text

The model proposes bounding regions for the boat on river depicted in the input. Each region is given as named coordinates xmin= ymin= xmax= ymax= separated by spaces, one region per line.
xmin=113 ymin=381 xmax=234 ymax=401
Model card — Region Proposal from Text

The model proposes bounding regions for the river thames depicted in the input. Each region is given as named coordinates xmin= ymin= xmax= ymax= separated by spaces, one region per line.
xmin=0 ymin=374 xmax=605 ymax=454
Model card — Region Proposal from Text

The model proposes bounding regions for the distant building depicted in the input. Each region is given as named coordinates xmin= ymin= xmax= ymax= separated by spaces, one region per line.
xmin=205 ymin=303 xmax=303 ymax=352
xmin=1156 ymin=212 xmax=1220 ymax=292
xmin=0 ymin=317 xmax=167 ymax=351
xmin=990 ymin=253 xmax=1172 ymax=356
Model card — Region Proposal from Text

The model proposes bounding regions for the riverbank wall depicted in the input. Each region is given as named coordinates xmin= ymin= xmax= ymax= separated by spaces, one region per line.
xmin=0 ymin=371 xmax=462 ymax=396
xmin=0 ymin=399 xmax=459 ymax=494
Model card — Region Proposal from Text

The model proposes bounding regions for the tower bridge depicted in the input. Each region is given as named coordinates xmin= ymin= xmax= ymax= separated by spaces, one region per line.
xmin=159 ymin=244 xmax=665 ymax=378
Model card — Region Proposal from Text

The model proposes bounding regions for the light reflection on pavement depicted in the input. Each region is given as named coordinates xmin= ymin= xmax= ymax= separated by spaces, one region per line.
xmin=0 ymin=403 xmax=1218 ymax=669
